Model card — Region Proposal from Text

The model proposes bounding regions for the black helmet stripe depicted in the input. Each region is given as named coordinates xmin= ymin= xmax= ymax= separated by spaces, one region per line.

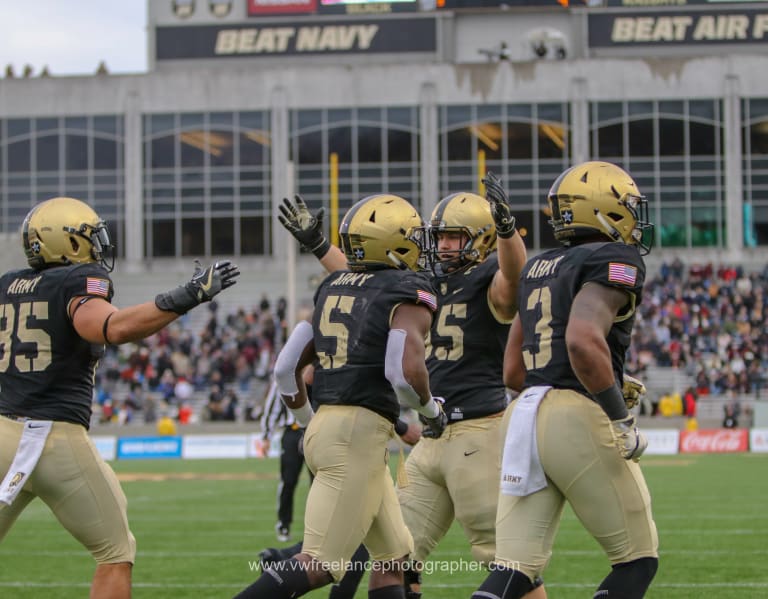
xmin=340 ymin=194 xmax=379 ymax=234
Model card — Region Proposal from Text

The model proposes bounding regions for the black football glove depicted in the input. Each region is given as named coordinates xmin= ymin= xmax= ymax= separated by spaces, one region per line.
xmin=155 ymin=260 xmax=240 ymax=315
xmin=482 ymin=171 xmax=516 ymax=239
xmin=278 ymin=195 xmax=331 ymax=259
xmin=420 ymin=397 xmax=448 ymax=439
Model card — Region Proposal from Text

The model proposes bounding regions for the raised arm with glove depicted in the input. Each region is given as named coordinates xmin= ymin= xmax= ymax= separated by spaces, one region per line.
xmin=156 ymin=260 xmax=240 ymax=314
xmin=278 ymin=195 xmax=331 ymax=259
xmin=482 ymin=170 xmax=517 ymax=238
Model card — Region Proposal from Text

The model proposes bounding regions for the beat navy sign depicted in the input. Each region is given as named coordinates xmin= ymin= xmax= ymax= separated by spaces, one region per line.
xmin=156 ymin=18 xmax=437 ymax=58
xmin=589 ymin=9 xmax=768 ymax=46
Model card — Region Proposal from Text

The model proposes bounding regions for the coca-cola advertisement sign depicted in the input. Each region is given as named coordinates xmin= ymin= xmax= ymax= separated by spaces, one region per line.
xmin=680 ymin=429 xmax=749 ymax=453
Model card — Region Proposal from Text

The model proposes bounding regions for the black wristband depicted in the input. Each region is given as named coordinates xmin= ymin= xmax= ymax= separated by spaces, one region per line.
xmin=394 ymin=418 xmax=409 ymax=436
xmin=310 ymin=238 xmax=331 ymax=259
xmin=593 ymin=384 xmax=629 ymax=421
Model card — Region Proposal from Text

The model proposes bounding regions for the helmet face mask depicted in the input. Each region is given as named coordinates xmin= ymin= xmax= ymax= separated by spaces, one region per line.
xmin=339 ymin=194 xmax=426 ymax=272
xmin=427 ymin=192 xmax=497 ymax=275
xmin=547 ymin=161 xmax=654 ymax=255
xmin=22 ymin=197 xmax=116 ymax=271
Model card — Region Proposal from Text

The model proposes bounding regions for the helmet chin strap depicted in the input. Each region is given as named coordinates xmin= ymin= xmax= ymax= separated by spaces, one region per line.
xmin=594 ymin=210 xmax=623 ymax=243
xmin=386 ymin=250 xmax=408 ymax=270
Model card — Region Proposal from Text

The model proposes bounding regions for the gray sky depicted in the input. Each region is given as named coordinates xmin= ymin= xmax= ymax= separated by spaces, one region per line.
xmin=0 ymin=0 xmax=148 ymax=76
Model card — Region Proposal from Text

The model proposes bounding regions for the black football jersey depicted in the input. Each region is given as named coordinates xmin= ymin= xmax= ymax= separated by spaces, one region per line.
xmin=517 ymin=242 xmax=645 ymax=394
xmin=427 ymin=254 xmax=509 ymax=422
xmin=311 ymin=268 xmax=437 ymax=423
xmin=0 ymin=263 xmax=114 ymax=428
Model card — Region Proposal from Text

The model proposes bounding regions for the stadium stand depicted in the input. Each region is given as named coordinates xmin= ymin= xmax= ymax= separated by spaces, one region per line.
xmin=88 ymin=258 xmax=767 ymax=434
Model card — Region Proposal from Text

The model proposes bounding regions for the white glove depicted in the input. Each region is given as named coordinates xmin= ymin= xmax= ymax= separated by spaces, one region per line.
xmin=622 ymin=374 xmax=647 ymax=410
xmin=610 ymin=415 xmax=648 ymax=461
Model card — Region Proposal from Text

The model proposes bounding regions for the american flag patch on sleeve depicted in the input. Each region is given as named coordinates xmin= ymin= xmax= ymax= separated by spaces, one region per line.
xmin=608 ymin=262 xmax=638 ymax=286
xmin=86 ymin=277 xmax=110 ymax=297
xmin=416 ymin=289 xmax=438 ymax=311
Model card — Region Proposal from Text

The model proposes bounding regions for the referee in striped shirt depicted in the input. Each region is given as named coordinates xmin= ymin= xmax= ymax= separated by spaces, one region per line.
xmin=260 ymin=378 xmax=306 ymax=543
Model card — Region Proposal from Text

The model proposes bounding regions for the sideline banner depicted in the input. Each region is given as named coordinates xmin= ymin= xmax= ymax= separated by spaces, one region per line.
xmin=182 ymin=434 xmax=249 ymax=459
xmin=750 ymin=428 xmax=768 ymax=453
xmin=117 ymin=436 xmax=183 ymax=459
xmin=91 ymin=435 xmax=117 ymax=461
xmin=643 ymin=429 xmax=679 ymax=455
xmin=679 ymin=429 xmax=749 ymax=453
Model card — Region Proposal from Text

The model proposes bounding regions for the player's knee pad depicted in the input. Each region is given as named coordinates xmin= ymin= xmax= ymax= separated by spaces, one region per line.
xmin=594 ymin=556 xmax=658 ymax=599
xmin=471 ymin=565 xmax=534 ymax=599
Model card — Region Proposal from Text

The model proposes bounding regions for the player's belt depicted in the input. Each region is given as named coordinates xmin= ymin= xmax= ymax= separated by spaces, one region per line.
xmin=0 ymin=414 xmax=32 ymax=422
xmin=448 ymin=410 xmax=505 ymax=423
xmin=290 ymin=423 xmax=301 ymax=431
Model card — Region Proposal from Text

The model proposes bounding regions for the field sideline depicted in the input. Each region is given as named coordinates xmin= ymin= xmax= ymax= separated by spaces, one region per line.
xmin=0 ymin=453 xmax=766 ymax=598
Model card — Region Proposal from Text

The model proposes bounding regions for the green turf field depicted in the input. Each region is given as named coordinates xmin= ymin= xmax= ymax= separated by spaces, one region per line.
xmin=1 ymin=453 xmax=766 ymax=598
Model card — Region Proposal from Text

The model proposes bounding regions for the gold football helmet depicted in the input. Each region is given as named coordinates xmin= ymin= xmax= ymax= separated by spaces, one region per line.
xmin=22 ymin=197 xmax=115 ymax=271
xmin=429 ymin=192 xmax=497 ymax=273
xmin=547 ymin=161 xmax=654 ymax=255
xmin=339 ymin=194 xmax=426 ymax=271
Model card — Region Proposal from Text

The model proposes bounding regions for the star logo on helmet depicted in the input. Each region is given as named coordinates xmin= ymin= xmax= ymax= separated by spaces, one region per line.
xmin=31 ymin=241 xmax=41 ymax=254
xmin=353 ymin=248 xmax=365 ymax=260
xmin=562 ymin=210 xmax=574 ymax=224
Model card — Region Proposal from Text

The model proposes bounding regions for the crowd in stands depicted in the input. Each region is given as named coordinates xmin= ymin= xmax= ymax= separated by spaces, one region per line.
xmin=93 ymin=295 xmax=288 ymax=426
xmin=92 ymin=259 xmax=768 ymax=427
xmin=626 ymin=259 xmax=768 ymax=424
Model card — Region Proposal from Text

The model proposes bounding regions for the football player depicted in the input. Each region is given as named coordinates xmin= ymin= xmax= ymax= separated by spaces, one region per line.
xmin=235 ymin=194 xmax=446 ymax=599
xmin=472 ymin=161 xmax=659 ymax=599
xmin=0 ymin=197 xmax=239 ymax=598
xmin=278 ymin=183 xmax=547 ymax=599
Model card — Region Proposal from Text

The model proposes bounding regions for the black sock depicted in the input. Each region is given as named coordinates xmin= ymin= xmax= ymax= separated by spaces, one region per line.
xmin=403 ymin=564 xmax=421 ymax=597
xmin=329 ymin=544 xmax=370 ymax=599
xmin=233 ymin=570 xmax=288 ymax=599
xmin=594 ymin=557 xmax=658 ymax=599
xmin=471 ymin=566 xmax=533 ymax=599
xmin=235 ymin=558 xmax=314 ymax=599
xmin=279 ymin=541 xmax=303 ymax=561
xmin=368 ymin=585 xmax=405 ymax=599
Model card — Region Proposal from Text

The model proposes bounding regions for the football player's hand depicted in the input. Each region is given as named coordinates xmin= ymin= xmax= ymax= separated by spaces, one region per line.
xmin=420 ymin=397 xmax=448 ymax=439
xmin=610 ymin=415 xmax=648 ymax=461
xmin=187 ymin=259 xmax=240 ymax=301
xmin=278 ymin=195 xmax=331 ymax=258
xmin=482 ymin=171 xmax=516 ymax=238
xmin=155 ymin=260 xmax=240 ymax=315
xmin=622 ymin=374 xmax=647 ymax=410
xmin=399 ymin=422 xmax=422 ymax=446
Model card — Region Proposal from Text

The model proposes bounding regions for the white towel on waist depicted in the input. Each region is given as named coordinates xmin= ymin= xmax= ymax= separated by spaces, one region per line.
xmin=0 ymin=420 xmax=53 ymax=505
xmin=500 ymin=386 xmax=551 ymax=497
